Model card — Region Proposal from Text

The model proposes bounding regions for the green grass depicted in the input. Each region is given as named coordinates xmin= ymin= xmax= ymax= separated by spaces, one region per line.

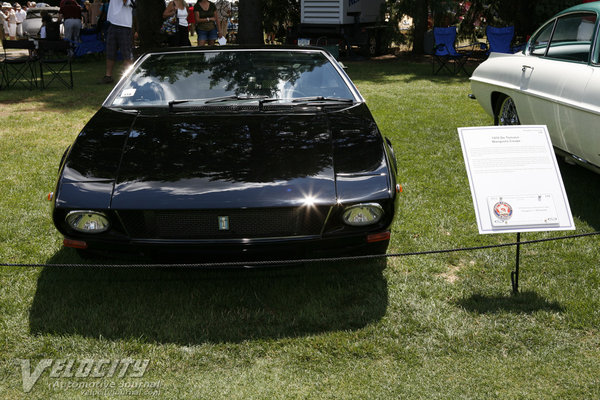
xmin=1 ymin=56 xmax=599 ymax=399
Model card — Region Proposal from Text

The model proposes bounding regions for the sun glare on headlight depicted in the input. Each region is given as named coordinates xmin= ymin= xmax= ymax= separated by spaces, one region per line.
xmin=65 ymin=211 xmax=110 ymax=233
xmin=342 ymin=203 xmax=384 ymax=226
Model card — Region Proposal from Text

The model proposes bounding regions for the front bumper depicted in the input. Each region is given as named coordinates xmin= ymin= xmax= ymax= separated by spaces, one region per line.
xmin=64 ymin=231 xmax=390 ymax=263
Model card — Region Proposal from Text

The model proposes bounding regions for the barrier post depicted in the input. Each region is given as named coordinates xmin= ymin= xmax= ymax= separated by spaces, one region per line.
xmin=511 ymin=232 xmax=521 ymax=294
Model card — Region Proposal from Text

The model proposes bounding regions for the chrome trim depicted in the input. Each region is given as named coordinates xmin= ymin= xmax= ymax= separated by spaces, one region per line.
xmin=320 ymin=206 xmax=334 ymax=236
xmin=114 ymin=210 xmax=133 ymax=237
xmin=130 ymin=235 xmax=323 ymax=245
xmin=336 ymin=172 xmax=387 ymax=177
xmin=525 ymin=10 xmax=599 ymax=62
xmin=554 ymin=147 xmax=600 ymax=174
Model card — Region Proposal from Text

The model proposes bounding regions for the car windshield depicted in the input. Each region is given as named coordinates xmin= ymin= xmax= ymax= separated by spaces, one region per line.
xmin=108 ymin=50 xmax=356 ymax=107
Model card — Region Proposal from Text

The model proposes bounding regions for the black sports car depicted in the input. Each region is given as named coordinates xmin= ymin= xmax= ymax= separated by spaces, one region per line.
xmin=51 ymin=47 xmax=400 ymax=261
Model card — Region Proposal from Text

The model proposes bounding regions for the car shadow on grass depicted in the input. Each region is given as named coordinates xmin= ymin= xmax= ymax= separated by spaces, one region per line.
xmin=344 ymin=57 xmax=475 ymax=85
xmin=557 ymin=159 xmax=600 ymax=230
xmin=29 ymin=250 xmax=388 ymax=345
xmin=456 ymin=291 xmax=564 ymax=314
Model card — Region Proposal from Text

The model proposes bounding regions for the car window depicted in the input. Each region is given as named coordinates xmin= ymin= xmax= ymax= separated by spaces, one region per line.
xmin=544 ymin=13 xmax=597 ymax=62
xmin=110 ymin=50 xmax=355 ymax=107
xmin=530 ymin=20 xmax=555 ymax=56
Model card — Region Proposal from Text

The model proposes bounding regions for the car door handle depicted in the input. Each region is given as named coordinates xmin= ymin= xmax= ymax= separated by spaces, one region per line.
xmin=522 ymin=65 xmax=534 ymax=72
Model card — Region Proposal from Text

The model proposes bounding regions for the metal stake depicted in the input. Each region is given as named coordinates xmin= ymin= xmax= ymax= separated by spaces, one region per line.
xmin=511 ymin=232 xmax=521 ymax=294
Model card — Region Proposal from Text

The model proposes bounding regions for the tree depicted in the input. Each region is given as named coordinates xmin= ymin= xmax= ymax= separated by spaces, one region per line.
xmin=238 ymin=0 xmax=264 ymax=45
xmin=387 ymin=0 xmax=582 ymax=54
xmin=262 ymin=0 xmax=300 ymax=43
xmin=136 ymin=0 xmax=165 ymax=53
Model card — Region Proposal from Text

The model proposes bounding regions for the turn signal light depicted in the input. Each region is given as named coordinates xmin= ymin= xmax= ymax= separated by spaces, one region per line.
xmin=367 ymin=231 xmax=390 ymax=243
xmin=63 ymin=239 xmax=88 ymax=249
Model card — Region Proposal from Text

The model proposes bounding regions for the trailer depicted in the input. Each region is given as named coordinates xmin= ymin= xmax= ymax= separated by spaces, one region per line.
xmin=293 ymin=0 xmax=390 ymax=57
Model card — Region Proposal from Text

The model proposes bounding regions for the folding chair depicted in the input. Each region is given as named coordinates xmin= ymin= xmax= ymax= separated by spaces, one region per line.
xmin=1 ymin=39 xmax=38 ymax=90
xmin=38 ymin=40 xmax=74 ymax=89
xmin=73 ymin=30 xmax=105 ymax=58
xmin=486 ymin=26 xmax=523 ymax=54
xmin=432 ymin=27 xmax=472 ymax=75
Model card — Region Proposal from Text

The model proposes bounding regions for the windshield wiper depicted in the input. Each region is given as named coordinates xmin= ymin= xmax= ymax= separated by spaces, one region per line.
xmin=204 ymin=95 xmax=269 ymax=104
xmin=291 ymin=96 xmax=355 ymax=104
xmin=168 ymin=99 xmax=201 ymax=112
xmin=168 ymin=96 xmax=270 ymax=112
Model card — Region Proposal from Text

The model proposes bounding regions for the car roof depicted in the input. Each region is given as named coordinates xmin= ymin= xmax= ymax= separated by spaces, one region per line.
xmin=27 ymin=6 xmax=59 ymax=12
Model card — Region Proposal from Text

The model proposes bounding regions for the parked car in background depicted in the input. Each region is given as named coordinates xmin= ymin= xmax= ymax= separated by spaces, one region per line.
xmin=470 ymin=2 xmax=600 ymax=173
xmin=23 ymin=6 xmax=60 ymax=38
xmin=51 ymin=47 xmax=400 ymax=261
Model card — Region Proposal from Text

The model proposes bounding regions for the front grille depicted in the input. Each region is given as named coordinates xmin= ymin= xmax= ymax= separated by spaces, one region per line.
xmin=118 ymin=207 xmax=329 ymax=239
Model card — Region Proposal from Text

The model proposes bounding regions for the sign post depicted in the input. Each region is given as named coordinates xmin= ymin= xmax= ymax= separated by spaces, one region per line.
xmin=458 ymin=125 xmax=575 ymax=293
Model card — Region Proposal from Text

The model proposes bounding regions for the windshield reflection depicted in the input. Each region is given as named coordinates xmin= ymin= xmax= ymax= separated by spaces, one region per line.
xmin=111 ymin=51 xmax=354 ymax=107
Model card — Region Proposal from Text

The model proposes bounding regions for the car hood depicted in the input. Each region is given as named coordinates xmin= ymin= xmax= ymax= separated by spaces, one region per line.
xmin=59 ymin=106 xmax=388 ymax=209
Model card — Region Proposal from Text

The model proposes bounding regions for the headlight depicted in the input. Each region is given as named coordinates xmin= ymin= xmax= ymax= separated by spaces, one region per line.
xmin=342 ymin=203 xmax=384 ymax=226
xmin=65 ymin=211 xmax=110 ymax=233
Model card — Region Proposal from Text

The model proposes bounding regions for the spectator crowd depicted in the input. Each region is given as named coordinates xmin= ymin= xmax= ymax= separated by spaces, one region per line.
xmin=1 ymin=0 xmax=235 ymax=84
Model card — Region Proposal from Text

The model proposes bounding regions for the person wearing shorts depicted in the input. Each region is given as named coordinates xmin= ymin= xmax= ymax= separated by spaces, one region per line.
xmin=215 ymin=0 xmax=229 ymax=39
xmin=194 ymin=0 xmax=220 ymax=46
xmin=103 ymin=0 xmax=133 ymax=84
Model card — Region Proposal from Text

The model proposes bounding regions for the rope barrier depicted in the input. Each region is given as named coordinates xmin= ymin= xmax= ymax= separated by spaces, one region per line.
xmin=1 ymin=231 xmax=598 ymax=269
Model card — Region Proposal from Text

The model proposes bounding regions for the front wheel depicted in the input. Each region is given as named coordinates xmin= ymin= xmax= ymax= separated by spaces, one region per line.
xmin=495 ymin=95 xmax=520 ymax=125
xmin=494 ymin=96 xmax=521 ymax=125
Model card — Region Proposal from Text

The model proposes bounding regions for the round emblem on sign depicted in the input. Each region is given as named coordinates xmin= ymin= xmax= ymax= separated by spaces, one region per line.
xmin=493 ymin=201 xmax=513 ymax=220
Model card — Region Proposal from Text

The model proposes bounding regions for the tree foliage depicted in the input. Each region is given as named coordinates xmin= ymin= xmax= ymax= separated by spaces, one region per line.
xmin=387 ymin=0 xmax=582 ymax=54
xmin=262 ymin=0 xmax=300 ymax=42
xmin=238 ymin=0 xmax=264 ymax=44
xmin=136 ymin=0 xmax=165 ymax=53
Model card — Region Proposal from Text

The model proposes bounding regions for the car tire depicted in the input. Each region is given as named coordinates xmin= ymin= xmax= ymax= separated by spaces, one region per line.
xmin=494 ymin=95 xmax=520 ymax=125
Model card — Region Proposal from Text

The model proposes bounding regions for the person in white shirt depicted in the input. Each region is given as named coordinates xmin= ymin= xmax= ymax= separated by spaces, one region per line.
xmin=6 ymin=4 xmax=16 ymax=40
xmin=15 ymin=3 xmax=25 ymax=37
xmin=0 ymin=6 xmax=8 ymax=42
xmin=103 ymin=0 xmax=134 ymax=83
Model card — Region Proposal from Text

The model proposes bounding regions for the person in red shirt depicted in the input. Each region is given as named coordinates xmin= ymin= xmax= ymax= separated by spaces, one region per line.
xmin=187 ymin=2 xmax=195 ymax=36
xmin=59 ymin=0 xmax=82 ymax=42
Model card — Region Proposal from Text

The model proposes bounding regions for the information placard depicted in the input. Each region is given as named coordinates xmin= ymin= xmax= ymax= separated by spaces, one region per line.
xmin=458 ymin=125 xmax=575 ymax=234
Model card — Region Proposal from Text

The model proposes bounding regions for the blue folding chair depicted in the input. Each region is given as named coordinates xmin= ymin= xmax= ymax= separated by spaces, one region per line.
xmin=486 ymin=26 xmax=523 ymax=54
xmin=432 ymin=27 xmax=475 ymax=75
xmin=73 ymin=29 xmax=105 ymax=58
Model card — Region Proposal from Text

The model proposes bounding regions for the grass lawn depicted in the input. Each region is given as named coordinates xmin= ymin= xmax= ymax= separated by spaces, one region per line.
xmin=0 ymin=54 xmax=599 ymax=399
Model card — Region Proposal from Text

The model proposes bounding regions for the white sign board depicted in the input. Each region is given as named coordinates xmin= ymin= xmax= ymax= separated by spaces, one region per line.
xmin=458 ymin=125 xmax=575 ymax=234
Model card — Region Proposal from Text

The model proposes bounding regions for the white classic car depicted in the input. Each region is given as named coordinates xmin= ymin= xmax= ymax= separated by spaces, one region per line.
xmin=470 ymin=2 xmax=600 ymax=173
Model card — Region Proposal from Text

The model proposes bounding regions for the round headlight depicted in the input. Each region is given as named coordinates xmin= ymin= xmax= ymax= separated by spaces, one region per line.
xmin=342 ymin=203 xmax=384 ymax=226
xmin=65 ymin=211 xmax=110 ymax=233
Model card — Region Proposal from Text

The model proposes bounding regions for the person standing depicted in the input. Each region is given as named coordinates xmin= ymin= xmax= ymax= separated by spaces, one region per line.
xmin=88 ymin=0 xmax=101 ymax=27
xmin=163 ymin=0 xmax=190 ymax=47
xmin=103 ymin=0 xmax=134 ymax=84
xmin=186 ymin=1 xmax=194 ymax=36
xmin=215 ymin=0 xmax=229 ymax=40
xmin=15 ymin=3 xmax=25 ymax=38
xmin=0 ymin=5 xmax=8 ymax=42
xmin=60 ymin=0 xmax=83 ymax=42
xmin=194 ymin=0 xmax=220 ymax=46
xmin=6 ymin=4 xmax=16 ymax=40
xmin=82 ymin=0 xmax=90 ymax=29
